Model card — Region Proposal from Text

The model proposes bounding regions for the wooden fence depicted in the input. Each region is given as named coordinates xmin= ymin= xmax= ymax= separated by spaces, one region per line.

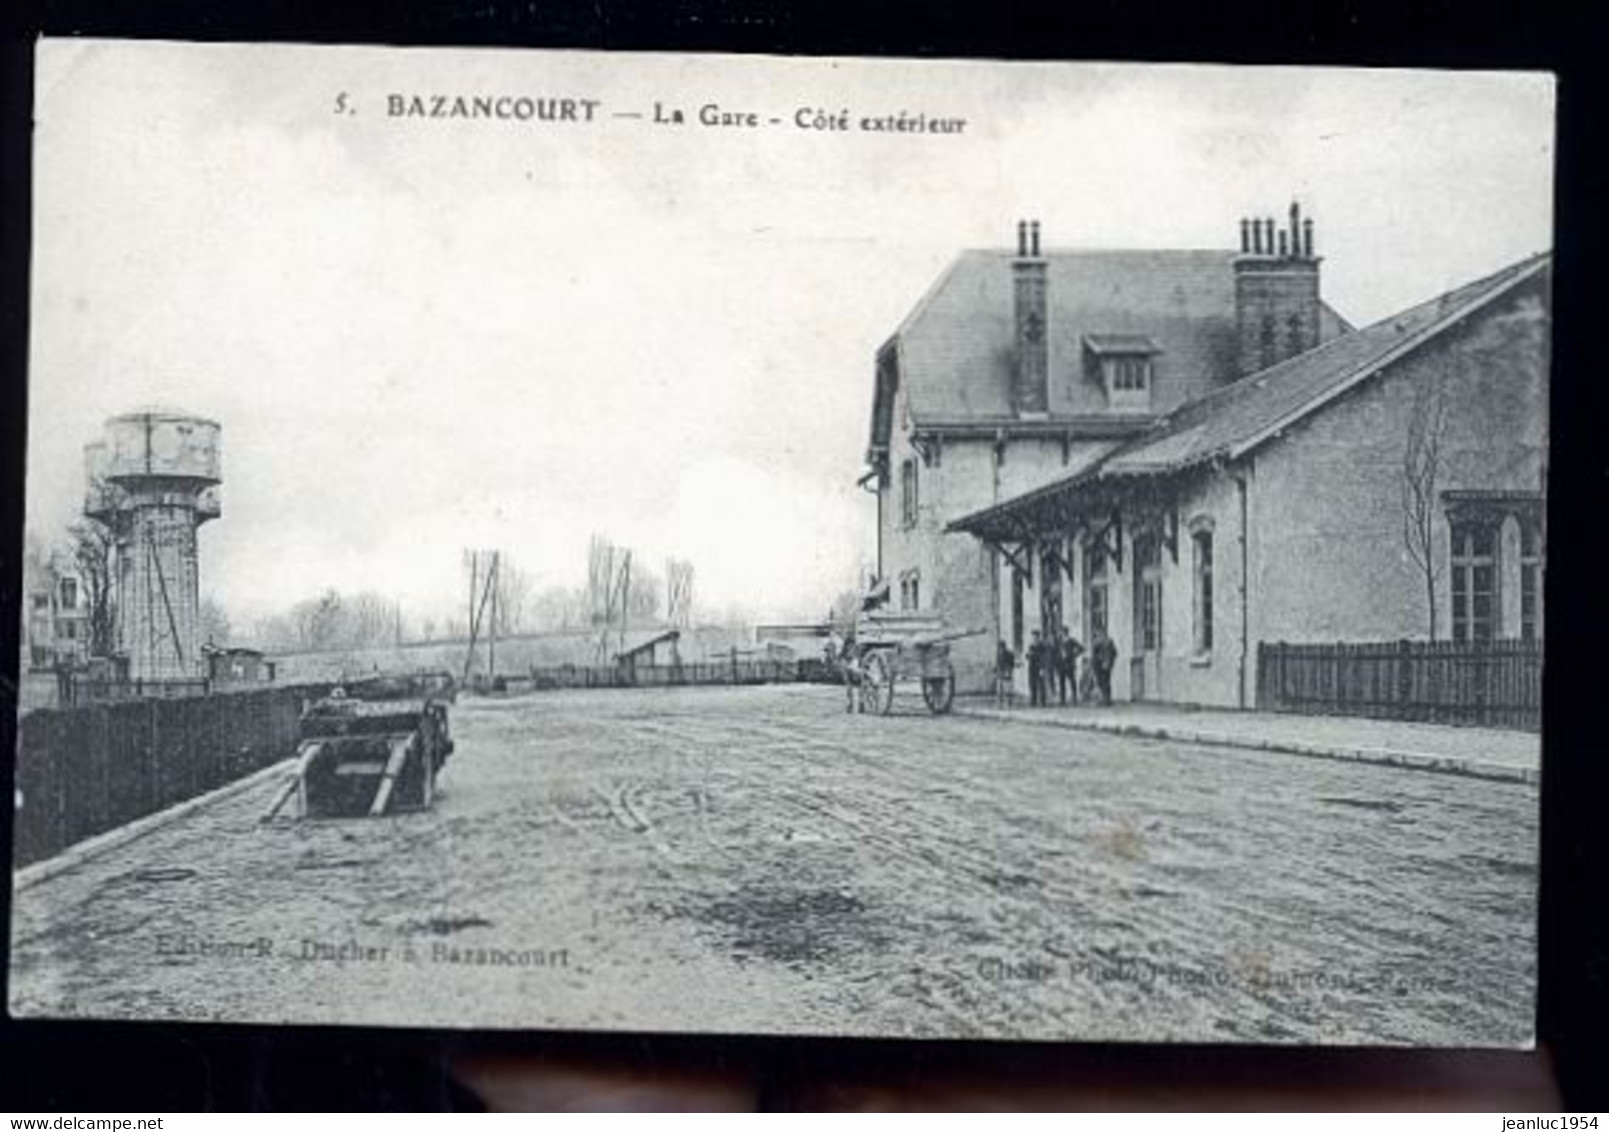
xmin=508 ymin=657 xmax=837 ymax=693
xmin=14 ymin=683 xmax=331 ymax=868
xmin=57 ymin=677 xmax=211 ymax=707
xmin=1256 ymin=639 xmax=1542 ymax=731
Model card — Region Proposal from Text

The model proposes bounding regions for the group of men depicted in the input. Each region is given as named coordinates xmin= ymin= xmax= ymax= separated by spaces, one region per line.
xmin=996 ymin=627 xmax=1117 ymax=708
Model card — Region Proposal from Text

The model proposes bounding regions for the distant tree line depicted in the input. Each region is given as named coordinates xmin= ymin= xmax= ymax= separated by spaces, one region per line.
xmin=251 ymin=589 xmax=404 ymax=654
xmin=242 ymin=541 xmax=700 ymax=656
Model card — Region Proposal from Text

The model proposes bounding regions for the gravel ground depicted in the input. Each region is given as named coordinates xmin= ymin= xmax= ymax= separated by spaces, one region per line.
xmin=9 ymin=685 xmax=1538 ymax=1045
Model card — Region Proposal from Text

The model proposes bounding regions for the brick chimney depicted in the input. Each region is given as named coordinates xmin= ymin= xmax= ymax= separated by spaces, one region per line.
xmin=1012 ymin=218 xmax=1049 ymax=415
xmin=1234 ymin=201 xmax=1321 ymax=377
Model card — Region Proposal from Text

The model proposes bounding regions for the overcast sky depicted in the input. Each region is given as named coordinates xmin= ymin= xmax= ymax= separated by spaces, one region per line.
xmin=27 ymin=42 xmax=1554 ymax=630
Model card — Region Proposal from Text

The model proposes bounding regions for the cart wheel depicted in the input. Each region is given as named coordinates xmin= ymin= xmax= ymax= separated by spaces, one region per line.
xmin=922 ymin=667 xmax=955 ymax=715
xmin=864 ymin=650 xmax=896 ymax=716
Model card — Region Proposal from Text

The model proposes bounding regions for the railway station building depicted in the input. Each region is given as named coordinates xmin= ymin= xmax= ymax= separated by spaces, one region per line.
xmin=863 ymin=206 xmax=1352 ymax=693
xmin=945 ymin=252 xmax=1551 ymax=708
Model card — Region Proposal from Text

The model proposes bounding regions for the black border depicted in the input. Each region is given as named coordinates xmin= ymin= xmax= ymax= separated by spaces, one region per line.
xmin=2 ymin=0 xmax=1605 ymax=1111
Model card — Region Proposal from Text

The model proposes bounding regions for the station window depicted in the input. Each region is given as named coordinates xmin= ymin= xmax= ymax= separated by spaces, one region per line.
xmin=1084 ymin=544 xmax=1109 ymax=640
xmin=1450 ymin=521 xmax=1499 ymax=643
xmin=1011 ymin=567 xmax=1025 ymax=656
xmin=1193 ymin=529 xmax=1214 ymax=655
xmin=900 ymin=458 xmax=919 ymax=528
xmin=1520 ymin=519 xmax=1544 ymax=642
xmin=898 ymin=572 xmax=920 ymax=611
xmin=1101 ymin=355 xmax=1153 ymax=411
xmin=1134 ymin=535 xmax=1162 ymax=653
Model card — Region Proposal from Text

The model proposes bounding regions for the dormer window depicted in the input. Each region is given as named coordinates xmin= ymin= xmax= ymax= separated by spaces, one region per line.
xmin=1083 ymin=334 xmax=1161 ymax=412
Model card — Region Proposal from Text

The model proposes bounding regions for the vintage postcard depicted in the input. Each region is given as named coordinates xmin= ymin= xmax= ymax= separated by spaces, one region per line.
xmin=12 ymin=41 xmax=1551 ymax=1043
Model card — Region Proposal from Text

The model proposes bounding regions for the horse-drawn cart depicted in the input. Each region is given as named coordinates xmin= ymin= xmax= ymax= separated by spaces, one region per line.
xmin=841 ymin=612 xmax=983 ymax=716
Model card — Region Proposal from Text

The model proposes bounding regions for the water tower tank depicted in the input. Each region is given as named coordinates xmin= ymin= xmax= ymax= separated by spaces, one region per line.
xmin=103 ymin=407 xmax=222 ymax=486
xmin=85 ymin=407 xmax=223 ymax=682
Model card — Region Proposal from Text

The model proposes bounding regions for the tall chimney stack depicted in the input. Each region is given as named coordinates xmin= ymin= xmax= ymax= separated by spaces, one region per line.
xmin=1234 ymin=201 xmax=1323 ymax=377
xmin=1012 ymin=218 xmax=1049 ymax=415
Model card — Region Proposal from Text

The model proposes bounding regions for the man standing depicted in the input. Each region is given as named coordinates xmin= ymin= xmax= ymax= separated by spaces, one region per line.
xmin=1027 ymin=629 xmax=1047 ymax=708
xmin=838 ymin=626 xmax=862 ymax=714
xmin=1057 ymin=630 xmax=1084 ymax=706
xmin=995 ymin=638 xmax=1016 ymax=709
xmin=1091 ymin=629 xmax=1118 ymax=706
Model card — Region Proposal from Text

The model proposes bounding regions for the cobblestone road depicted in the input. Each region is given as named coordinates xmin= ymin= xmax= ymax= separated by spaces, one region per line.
xmin=10 ymin=685 xmax=1538 ymax=1044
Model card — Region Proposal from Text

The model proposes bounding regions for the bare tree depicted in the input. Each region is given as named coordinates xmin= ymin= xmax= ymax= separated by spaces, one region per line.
xmin=348 ymin=590 xmax=395 ymax=648
xmin=627 ymin=558 xmax=660 ymax=624
xmin=496 ymin=560 xmax=532 ymax=637
xmin=586 ymin=534 xmax=618 ymax=628
xmin=66 ymin=517 xmax=118 ymax=658
xmin=1402 ymin=359 xmax=1452 ymax=640
xmin=614 ymin=549 xmax=633 ymax=659
xmin=665 ymin=558 xmax=696 ymax=629
xmin=587 ymin=534 xmax=628 ymax=661
xmin=293 ymin=589 xmax=347 ymax=652
xmin=531 ymin=585 xmax=584 ymax=631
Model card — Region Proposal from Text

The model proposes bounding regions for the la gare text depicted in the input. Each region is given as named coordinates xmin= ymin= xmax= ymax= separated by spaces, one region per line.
xmin=382 ymin=94 xmax=966 ymax=135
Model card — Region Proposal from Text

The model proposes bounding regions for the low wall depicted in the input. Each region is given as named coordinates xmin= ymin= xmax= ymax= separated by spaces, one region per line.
xmin=13 ymin=682 xmax=331 ymax=868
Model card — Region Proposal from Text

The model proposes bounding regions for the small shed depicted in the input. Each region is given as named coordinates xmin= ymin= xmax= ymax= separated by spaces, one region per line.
xmin=206 ymin=646 xmax=277 ymax=686
xmin=613 ymin=629 xmax=681 ymax=673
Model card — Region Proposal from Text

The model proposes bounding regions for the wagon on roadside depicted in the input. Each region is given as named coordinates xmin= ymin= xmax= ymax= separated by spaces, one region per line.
xmin=261 ymin=675 xmax=455 ymax=822
xmin=840 ymin=612 xmax=984 ymax=716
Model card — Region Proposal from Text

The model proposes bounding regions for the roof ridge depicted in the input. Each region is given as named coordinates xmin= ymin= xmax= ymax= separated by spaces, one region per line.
xmin=963 ymin=246 xmax=1237 ymax=257
xmin=943 ymin=250 xmax=1551 ymax=538
xmin=1132 ymin=249 xmax=1551 ymax=439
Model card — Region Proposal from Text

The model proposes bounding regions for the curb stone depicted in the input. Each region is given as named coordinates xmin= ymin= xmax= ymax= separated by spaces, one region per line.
xmin=952 ymin=708 xmax=1539 ymax=786
xmin=13 ymin=757 xmax=297 ymax=891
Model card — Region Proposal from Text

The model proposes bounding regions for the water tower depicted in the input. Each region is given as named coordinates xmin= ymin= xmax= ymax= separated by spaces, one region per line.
xmin=84 ymin=407 xmax=222 ymax=682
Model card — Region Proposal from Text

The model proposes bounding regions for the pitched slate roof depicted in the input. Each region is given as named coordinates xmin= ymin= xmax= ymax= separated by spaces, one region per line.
xmin=947 ymin=251 xmax=1550 ymax=538
xmin=868 ymin=246 xmax=1350 ymax=455
xmin=896 ymin=249 xmax=1242 ymax=422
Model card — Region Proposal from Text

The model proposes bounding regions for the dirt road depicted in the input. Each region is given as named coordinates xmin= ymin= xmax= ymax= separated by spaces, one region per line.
xmin=9 ymin=685 xmax=1538 ymax=1044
